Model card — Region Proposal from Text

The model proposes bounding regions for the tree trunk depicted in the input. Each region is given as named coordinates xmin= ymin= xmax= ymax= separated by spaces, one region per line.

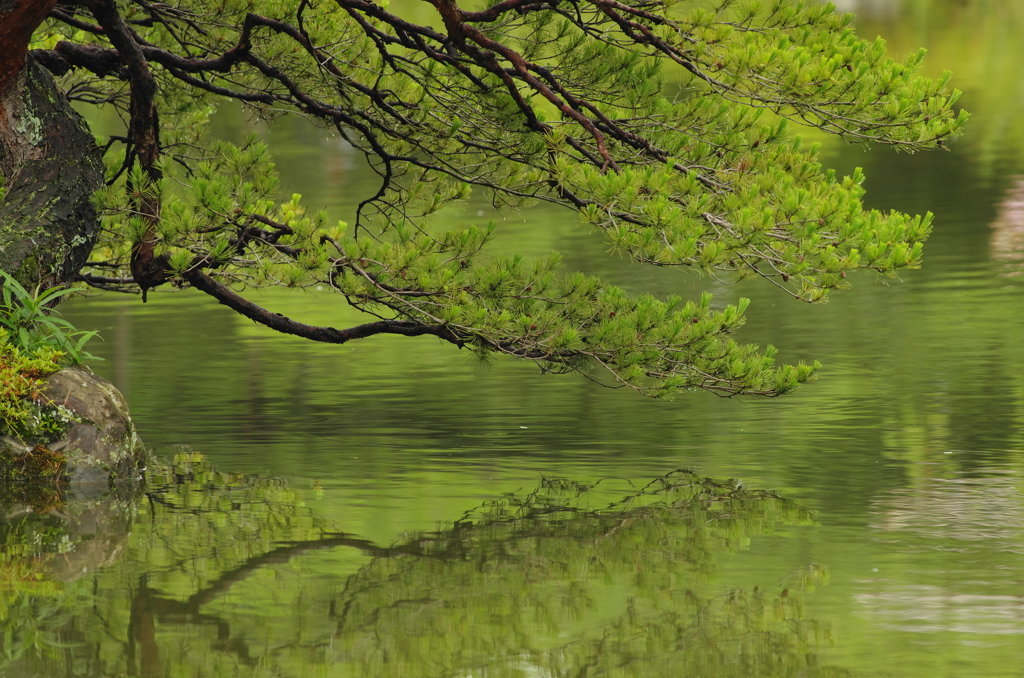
xmin=0 ymin=0 xmax=58 ymax=88
xmin=0 ymin=51 xmax=104 ymax=289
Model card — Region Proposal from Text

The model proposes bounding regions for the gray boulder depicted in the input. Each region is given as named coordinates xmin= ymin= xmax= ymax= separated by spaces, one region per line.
xmin=0 ymin=366 xmax=145 ymax=490
xmin=38 ymin=366 xmax=146 ymax=485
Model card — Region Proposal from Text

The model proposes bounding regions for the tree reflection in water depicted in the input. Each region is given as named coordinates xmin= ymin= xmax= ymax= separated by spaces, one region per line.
xmin=0 ymin=456 xmax=867 ymax=677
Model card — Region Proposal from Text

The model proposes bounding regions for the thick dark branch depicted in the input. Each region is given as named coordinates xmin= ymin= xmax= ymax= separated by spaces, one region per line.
xmin=458 ymin=20 xmax=619 ymax=169
xmin=49 ymin=7 xmax=105 ymax=34
xmin=84 ymin=0 xmax=166 ymax=295
xmin=132 ymin=13 xmax=262 ymax=73
xmin=163 ymin=64 xmax=277 ymax=103
xmin=31 ymin=43 xmax=128 ymax=79
xmin=334 ymin=0 xmax=449 ymax=44
xmin=76 ymin=272 xmax=140 ymax=293
xmin=183 ymin=268 xmax=467 ymax=347
xmin=45 ymin=4 xmax=589 ymax=216
xmin=83 ymin=0 xmax=159 ymax=169
xmin=462 ymin=0 xmax=552 ymax=23
xmin=36 ymin=20 xmax=251 ymax=77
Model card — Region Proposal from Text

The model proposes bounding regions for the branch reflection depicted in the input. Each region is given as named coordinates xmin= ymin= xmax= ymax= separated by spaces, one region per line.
xmin=0 ymin=456 xmax=869 ymax=677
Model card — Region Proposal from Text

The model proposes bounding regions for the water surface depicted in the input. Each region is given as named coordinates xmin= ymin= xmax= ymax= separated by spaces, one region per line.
xmin=7 ymin=0 xmax=1024 ymax=675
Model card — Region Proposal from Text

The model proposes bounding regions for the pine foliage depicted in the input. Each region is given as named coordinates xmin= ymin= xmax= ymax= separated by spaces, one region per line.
xmin=30 ymin=0 xmax=965 ymax=396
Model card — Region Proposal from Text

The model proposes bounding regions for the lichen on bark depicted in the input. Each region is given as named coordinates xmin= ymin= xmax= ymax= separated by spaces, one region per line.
xmin=0 ymin=55 xmax=104 ymax=289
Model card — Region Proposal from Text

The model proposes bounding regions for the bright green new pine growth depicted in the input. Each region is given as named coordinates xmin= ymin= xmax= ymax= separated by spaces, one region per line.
xmin=38 ymin=0 xmax=964 ymax=396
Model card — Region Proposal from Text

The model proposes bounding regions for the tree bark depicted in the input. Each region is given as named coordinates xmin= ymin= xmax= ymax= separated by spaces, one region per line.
xmin=0 ymin=53 xmax=105 ymax=288
xmin=0 ymin=0 xmax=58 ymax=90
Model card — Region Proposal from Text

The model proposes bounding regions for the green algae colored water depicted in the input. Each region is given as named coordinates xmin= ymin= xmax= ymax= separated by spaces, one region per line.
xmin=6 ymin=0 xmax=1024 ymax=675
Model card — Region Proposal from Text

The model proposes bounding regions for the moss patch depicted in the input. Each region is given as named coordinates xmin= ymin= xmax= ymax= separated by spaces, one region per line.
xmin=0 ymin=332 xmax=63 ymax=440
xmin=0 ymin=330 xmax=78 ymax=501
xmin=3 ymin=444 xmax=66 ymax=479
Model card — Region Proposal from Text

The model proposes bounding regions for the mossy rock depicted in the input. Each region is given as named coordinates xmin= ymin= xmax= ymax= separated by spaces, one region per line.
xmin=0 ymin=366 xmax=146 ymax=492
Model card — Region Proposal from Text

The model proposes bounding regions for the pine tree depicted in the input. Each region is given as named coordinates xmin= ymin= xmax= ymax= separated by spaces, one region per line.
xmin=2 ymin=0 xmax=965 ymax=397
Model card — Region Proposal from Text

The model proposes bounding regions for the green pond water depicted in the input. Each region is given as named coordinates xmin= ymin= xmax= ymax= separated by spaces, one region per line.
xmin=6 ymin=0 xmax=1024 ymax=675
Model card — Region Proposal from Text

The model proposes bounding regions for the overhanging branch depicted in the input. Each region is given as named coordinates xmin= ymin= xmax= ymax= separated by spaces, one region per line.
xmin=183 ymin=268 xmax=467 ymax=347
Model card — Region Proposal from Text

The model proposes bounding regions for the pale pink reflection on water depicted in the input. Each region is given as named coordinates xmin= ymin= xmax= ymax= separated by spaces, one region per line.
xmin=858 ymin=472 xmax=1024 ymax=635
xmin=991 ymin=177 xmax=1024 ymax=276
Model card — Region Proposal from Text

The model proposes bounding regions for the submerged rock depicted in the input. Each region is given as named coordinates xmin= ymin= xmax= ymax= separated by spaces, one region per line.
xmin=0 ymin=366 xmax=145 ymax=490
xmin=2 ymin=489 xmax=136 ymax=582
